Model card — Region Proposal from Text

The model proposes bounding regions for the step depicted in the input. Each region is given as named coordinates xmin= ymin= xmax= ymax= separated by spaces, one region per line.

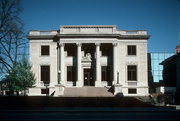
xmin=63 ymin=87 xmax=114 ymax=97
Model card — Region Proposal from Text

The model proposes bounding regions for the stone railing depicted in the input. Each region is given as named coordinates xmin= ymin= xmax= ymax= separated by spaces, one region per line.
xmin=60 ymin=25 xmax=117 ymax=34
xmin=117 ymin=30 xmax=147 ymax=35
xmin=29 ymin=30 xmax=58 ymax=35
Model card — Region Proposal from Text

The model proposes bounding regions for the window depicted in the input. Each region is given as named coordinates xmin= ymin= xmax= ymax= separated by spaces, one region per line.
xmin=127 ymin=65 xmax=137 ymax=81
xmin=41 ymin=88 xmax=49 ymax=94
xmin=127 ymin=45 xmax=136 ymax=55
xmin=41 ymin=66 xmax=50 ymax=82
xmin=41 ymin=45 xmax=49 ymax=55
xmin=67 ymin=66 xmax=76 ymax=81
xmin=128 ymin=88 xmax=137 ymax=94
xmin=101 ymin=66 xmax=110 ymax=81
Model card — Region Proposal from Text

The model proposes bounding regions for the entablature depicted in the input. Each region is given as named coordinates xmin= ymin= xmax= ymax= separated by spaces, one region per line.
xmin=27 ymin=25 xmax=150 ymax=41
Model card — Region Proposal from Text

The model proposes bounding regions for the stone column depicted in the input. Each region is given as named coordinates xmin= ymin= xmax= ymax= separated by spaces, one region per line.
xmin=57 ymin=43 xmax=60 ymax=84
xmin=54 ymin=43 xmax=65 ymax=97
xmin=113 ymin=43 xmax=117 ymax=84
xmin=76 ymin=43 xmax=82 ymax=87
xmin=95 ymin=43 xmax=101 ymax=87
xmin=60 ymin=43 xmax=65 ymax=85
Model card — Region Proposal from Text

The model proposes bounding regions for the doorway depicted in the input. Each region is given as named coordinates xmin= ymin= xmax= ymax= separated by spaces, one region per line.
xmin=84 ymin=69 xmax=94 ymax=86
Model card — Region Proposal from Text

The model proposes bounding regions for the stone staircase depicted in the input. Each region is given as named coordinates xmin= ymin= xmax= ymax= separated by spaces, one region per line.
xmin=63 ymin=87 xmax=114 ymax=97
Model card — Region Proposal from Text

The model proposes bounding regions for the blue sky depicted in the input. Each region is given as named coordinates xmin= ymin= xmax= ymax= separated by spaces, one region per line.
xmin=21 ymin=0 xmax=180 ymax=52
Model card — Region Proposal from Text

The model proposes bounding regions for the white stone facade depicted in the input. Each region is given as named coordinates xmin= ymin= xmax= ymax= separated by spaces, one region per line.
xmin=28 ymin=25 xmax=149 ymax=96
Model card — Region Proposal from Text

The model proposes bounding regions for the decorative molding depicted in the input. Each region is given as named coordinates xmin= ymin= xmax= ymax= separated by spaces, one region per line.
xmin=59 ymin=43 xmax=64 ymax=47
xmin=126 ymin=61 xmax=138 ymax=65
xmin=95 ymin=43 xmax=101 ymax=46
xmin=82 ymin=53 xmax=92 ymax=62
xmin=113 ymin=43 xmax=118 ymax=46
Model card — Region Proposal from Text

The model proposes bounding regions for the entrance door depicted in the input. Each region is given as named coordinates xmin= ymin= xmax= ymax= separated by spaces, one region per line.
xmin=84 ymin=69 xmax=94 ymax=86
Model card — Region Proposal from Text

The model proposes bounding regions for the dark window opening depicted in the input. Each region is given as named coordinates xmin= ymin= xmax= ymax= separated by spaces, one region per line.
xmin=100 ymin=44 xmax=112 ymax=56
xmin=128 ymin=65 xmax=137 ymax=81
xmin=128 ymin=88 xmax=137 ymax=94
xmin=67 ymin=66 xmax=76 ymax=81
xmin=41 ymin=66 xmax=50 ymax=82
xmin=128 ymin=45 xmax=136 ymax=55
xmin=41 ymin=45 xmax=49 ymax=55
xmin=81 ymin=44 xmax=95 ymax=58
xmin=41 ymin=88 xmax=49 ymax=94
xmin=102 ymin=66 xmax=110 ymax=81
xmin=64 ymin=44 xmax=76 ymax=56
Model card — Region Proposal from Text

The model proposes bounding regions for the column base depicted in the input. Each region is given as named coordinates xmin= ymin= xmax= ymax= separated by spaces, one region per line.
xmin=76 ymin=80 xmax=83 ymax=87
xmin=53 ymin=84 xmax=65 ymax=96
xmin=28 ymin=87 xmax=42 ymax=96
xmin=112 ymin=80 xmax=117 ymax=85
xmin=59 ymin=80 xmax=66 ymax=86
xmin=95 ymin=81 xmax=102 ymax=87
xmin=113 ymin=84 xmax=123 ymax=96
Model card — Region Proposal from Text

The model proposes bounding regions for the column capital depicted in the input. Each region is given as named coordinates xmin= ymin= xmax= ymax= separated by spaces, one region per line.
xmin=57 ymin=42 xmax=60 ymax=49
xmin=76 ymin=42 xmax=82 ymax=46
xmin=113 ymin=43 xmax=118 ymax=46
xmin=59 ymin=43 xmax=64 ymax=47
xmin=95 ymin=43 xmax=101 ymax=46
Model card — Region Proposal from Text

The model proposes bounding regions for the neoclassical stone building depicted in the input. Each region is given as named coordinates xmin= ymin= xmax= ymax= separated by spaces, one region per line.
xmin=28 ymin=25 xmax=149 ymax=96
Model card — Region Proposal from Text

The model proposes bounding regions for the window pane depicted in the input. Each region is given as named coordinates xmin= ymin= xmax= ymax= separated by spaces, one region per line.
xmin=159 ymin=54 xmax=164 ymax=60
xmin=128 ymin=45 xmax=136 ymax=55
xmin=128 ymin=88 xmax=137 ymax=94
xmin=127 ymin=65 xmax=137 ymax=81
xmin=41 ymin=46 xmax=49 ymax=55
xmin=41 ymin=89 xmax=49 ymax=94
xmin=41 ymin=66 xmax=50 ymax=82
xmin=154 ymin=75 xmax=159 ymax=82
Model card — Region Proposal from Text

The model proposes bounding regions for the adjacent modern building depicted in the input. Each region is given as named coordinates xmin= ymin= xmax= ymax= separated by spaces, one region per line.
xmin=161 ymin=46 xmax=180 ymax=104
xmin=148 ymin=52 xmax=174 ymax=93
xmin=28 ymin=25 xmax=150 ymax=96
xmin=148 ymin=53 xmax=174 ymax=82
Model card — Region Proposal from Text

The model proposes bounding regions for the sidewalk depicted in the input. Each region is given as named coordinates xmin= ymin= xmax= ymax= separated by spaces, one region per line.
xmin=167 ymin=104 xmax=180 ymax=110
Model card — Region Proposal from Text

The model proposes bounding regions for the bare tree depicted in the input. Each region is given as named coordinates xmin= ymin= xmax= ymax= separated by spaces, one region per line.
xmin=0 ymin=0 xmax=27 ymax=77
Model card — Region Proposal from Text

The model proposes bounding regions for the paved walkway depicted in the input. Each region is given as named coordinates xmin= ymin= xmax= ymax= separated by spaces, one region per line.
xmin=168 ymin=105 xmax=180 ymax=110
xmin=63 ymin=87 xmax=114 ymax=97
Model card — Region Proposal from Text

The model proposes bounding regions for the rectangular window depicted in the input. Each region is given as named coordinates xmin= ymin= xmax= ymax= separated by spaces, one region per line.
xmin=41 ymin=45 xmax=49 ymax=55
xmin=41 ymin=89 xmax=49 ymax=94
xmin=128 ymin=88 xmax=137 ymax=94
xmin=101 ymin=66 xmax=110 ymax=81
xmin=127 ymin=45 xmax=136 ymax=55
xmin=67 ymin=66 xmax=76 ymax=81
xmin=41 ymin=65 xmax=50 ymax=82
xmin=127 ymin=65 xmax=137 ymax=81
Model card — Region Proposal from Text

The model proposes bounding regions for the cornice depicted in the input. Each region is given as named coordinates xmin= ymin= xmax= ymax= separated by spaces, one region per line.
xmin=27 ymin=35 xmax=56 ymax=40
xmin=27 ymin=34 xmax=150 ymax=41
xmin=57 ymin=34 xmax=150 ymax=39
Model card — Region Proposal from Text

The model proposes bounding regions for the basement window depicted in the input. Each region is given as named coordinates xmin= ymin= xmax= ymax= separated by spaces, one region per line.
xmin=41 ymin=88 xmax=49 ymax=94
xmin=128 ymin=88 xmax=137 ymax=94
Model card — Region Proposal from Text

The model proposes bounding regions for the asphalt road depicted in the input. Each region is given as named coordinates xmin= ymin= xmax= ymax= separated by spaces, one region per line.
xmin=0 ymin=107 xmax=180 ymax=120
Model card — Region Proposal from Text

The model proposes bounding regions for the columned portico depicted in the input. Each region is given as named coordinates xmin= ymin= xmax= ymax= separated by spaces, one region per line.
xmin=76 ymin=43 xmax=82 ymax=87
xmin=95 ymin=43 xmax=101 ymax=87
